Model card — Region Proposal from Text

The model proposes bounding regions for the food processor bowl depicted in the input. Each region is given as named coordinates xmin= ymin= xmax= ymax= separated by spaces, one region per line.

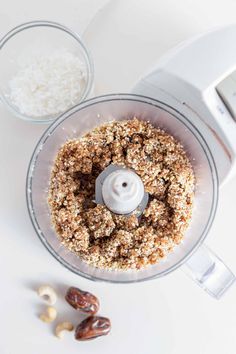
xmin=26 ymin=94 xmax=234 ymax=296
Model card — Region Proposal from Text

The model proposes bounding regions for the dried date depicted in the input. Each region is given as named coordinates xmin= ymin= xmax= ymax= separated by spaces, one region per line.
xmin=65 ymin=286 xmax=99 ymax=315
xmin=75 ymin=316 xmax=111 ymax=341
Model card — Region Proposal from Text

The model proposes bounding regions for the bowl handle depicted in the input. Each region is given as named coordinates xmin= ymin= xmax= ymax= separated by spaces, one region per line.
xmin=182 ymin=244 xmax=235 ymax=299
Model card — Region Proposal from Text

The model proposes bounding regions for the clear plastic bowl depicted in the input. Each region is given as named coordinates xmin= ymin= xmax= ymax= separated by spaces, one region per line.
xmin=26 ymin=94 xmax=218 ymax=282
xmin=0 ymin=21 xmax=94 ymax=123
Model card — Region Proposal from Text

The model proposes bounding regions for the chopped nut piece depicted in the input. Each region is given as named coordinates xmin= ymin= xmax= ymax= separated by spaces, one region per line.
xmin=55 ymin=322 xmax=74 ymax=339
xmin=37 ymin=285 xmax=57 ymax=305
xmin=143 ymin=199 xmax=170 ymax=226
xmin=39 ymin=306 xmax=57 ymax=323
xmin=85 ymin=205 xmax=115 ymax=238
xmin=113 ymin=214 xmax=139 ymax=230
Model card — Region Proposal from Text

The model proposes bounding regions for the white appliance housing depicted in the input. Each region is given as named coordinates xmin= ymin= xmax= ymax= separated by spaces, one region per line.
xmin=134 ymin=25 xmax=236 ymax=184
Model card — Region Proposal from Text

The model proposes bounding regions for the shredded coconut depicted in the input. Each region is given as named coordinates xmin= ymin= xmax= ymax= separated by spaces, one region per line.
xmin=9 ymin=51 xmax=86 ymax=117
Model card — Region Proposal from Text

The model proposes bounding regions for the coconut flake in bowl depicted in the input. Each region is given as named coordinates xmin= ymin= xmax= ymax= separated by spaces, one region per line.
xmin=9 ymin=50 xmax=86 ymax=118
xmin=0 ymin=21 xmax=93 ymax=123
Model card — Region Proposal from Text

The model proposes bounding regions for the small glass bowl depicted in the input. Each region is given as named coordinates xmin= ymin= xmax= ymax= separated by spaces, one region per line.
xmin=0 ymin=21 xmax=94 ymax=123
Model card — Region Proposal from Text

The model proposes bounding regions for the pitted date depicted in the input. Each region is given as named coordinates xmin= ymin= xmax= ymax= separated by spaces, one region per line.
xmin=75 ymin=316 xmax=111 ymax=341
xmin=65 ymin=287 xmax=99 ymax=315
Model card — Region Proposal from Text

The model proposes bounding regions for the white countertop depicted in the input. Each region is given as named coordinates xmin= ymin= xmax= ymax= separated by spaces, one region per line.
xmin=1 ymin=1 xmax=236 ymax=353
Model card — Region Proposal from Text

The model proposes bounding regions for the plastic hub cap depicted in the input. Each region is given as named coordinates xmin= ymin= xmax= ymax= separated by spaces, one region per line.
xmin=102 ymin=169 xmax=145 ymax=214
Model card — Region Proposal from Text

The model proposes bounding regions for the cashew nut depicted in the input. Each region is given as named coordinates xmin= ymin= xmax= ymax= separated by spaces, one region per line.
xmin=37 ymin=285 xmax=57 ymax=305
xmin=39 ymin=306 xmax=57 ymax=323
xmin=55 ymin=322 xmax=74 ymax=339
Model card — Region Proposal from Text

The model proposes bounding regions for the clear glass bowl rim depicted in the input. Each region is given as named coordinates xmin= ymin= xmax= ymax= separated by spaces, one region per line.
xmin=0 ymin=20 xmax=94 ymax=123
xmin=26 ymin=93 xmax=219 ymax=283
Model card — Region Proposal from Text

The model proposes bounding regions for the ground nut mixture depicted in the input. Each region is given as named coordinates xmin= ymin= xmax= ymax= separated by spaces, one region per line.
xmin=48 ymin=118 xmax=195 ymax=270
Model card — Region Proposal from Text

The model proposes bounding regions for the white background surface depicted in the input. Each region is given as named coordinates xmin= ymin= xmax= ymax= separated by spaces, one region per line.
xmin=1 ymin=1 xmax=236 ymax=353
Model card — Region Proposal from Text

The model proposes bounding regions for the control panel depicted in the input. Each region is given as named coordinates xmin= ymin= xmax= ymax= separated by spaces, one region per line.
xmin=216 ymin=71 xmax=236 ymax=121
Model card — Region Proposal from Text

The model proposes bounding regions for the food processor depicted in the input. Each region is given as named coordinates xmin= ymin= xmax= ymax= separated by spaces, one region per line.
xmin=27 ymin=25 xmax=236 ymax=299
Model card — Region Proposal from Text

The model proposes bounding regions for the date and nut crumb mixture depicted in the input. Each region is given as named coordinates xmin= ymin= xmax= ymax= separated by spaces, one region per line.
xmin=48 ymin=118 xmax=195 ymax=270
